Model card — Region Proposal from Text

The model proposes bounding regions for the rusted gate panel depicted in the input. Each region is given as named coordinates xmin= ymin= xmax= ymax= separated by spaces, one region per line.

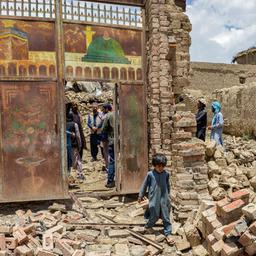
xmin=116 ymin=83 xmax=148 ymax=194
xmin=0 ymin=81 xmax=66 ymax=202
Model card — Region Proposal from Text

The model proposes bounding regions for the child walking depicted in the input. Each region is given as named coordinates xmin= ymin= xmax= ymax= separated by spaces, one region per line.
xmin=138 ymin=153 xmax=174 ymax=244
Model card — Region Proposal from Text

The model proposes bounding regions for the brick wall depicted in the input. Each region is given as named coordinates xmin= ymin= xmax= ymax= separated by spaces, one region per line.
xmin=190 ymin=62 xmax=256 ymax=95
xmin=145 ymin=0 xmax=209 ymax=222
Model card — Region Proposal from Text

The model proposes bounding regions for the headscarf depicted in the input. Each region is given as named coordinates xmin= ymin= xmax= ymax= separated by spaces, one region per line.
xmin=211 ymin=101 xmax=222 ymax=127
xmin=211 ymin=101 xmax=221 ymax=113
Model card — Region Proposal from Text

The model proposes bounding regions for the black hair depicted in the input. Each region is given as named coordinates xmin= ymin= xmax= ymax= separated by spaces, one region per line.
xmin=103 ymin=103 xmax=112 ymax=111
xmin=152 ymin=153 xmax=167 ymax=167
xmin=66 ymin=112 xmax=73 ymax=122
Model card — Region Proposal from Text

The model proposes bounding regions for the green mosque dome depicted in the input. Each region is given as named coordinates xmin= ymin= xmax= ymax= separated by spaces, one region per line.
xmin=82 ymin=36 xmax=131 ymax=64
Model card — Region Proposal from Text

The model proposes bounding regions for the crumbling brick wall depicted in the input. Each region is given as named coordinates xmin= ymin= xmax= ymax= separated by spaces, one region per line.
xmin=190 ymin=62 xmax=256 ymax=95
xmin=213 ymin=82 xmax=256 ymax=138
xmin=145 ymin=0 xmax=209 ymax=222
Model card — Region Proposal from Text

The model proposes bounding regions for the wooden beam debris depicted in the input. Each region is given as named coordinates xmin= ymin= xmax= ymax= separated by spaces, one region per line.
xmin=128 ymin=229 xmax=163 ymax=252
xmin=69 ymin=192 xmax=90 ymax=220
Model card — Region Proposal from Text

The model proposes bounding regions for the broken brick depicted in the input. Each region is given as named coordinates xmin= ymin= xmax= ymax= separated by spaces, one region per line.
xmin=43 ymin=233 xmax=54 ymax=251
xmin=242 ymin=203 xmax=256 ymax=221
xmin=221 ymin=242 xmax=243 ymax=256
xmin=217 ymin=198 xmax=230 ymax=217
xmin=238 ymin=231 xmax=255 ymax=247
xmin=61 ymin=239 xmax=81 ymax=250
xmin=13 ymin=228 xmax=28 ymax=245
xmin=5 ymin=237 xmax=18 ymax=250
xmin=23 ymin=224 xmax=35 ymax=235
xmin=45 ymin=225 xmax=64 ymax=235
xmin=37 ymin=248 xmax=57 ymax=256
xmin=211 ymin=240 xmax=224 ymax=255
xmin=249 ymin=221 xmax=256 ymax=235
xmin=14 ymin=245 xmax=33 ymax=256
xmin=56 ymin=240 xmax=74 ymax=256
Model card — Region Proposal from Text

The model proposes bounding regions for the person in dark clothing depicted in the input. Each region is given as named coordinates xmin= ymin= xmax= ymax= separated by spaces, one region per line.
xmin=196 ymin=98 xmax=207 ymax=141
xmin=66 ymin=112 xmax=84 ymax=180
xmin=72 ymin=103 xmax=86 ymax=159
xmin=102 ymin=109 xmax=115 ymax=188
xmin=100 ymin=103 xmax=112 ymax=172
xmin=87 ymin=102 xmax=103 ymax=162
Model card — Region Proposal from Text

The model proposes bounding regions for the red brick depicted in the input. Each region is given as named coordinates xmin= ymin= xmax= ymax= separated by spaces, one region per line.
xmin=22 ymin=224 xmax=35 ymax=235
xmin=27 ymin=235 xmax=40 ymax=248
xmin=0 ymin=234 xmax=5 ymax=251
xmin=13 ymin=228 xmax=28 ymax=245
xmin=37 ymin=248 xmax=57 ymax=256
xmin=249 ymin=221 xmax=256 ymax=235
xmin=220 ymin=200 xmax=245 ymax=224
xmin=5 ymin=237 xmax=18 ymax=250
xmin=221 ymin=242 xmax=243 ymax=256
xmin=211 ymin=240 xmax=224 ymax=255
xmin=238 ymin=231 xmax=255 ymax=247
xmin=223 ymin=222 xmax=239 ymax=236
xmin=56 ymin=240 xmax=74 ymax=256
xmin=14 ymin=245 xmax=33 ymax=256
xmin=245 ymin=241 xmax=256 ymax=256
xmin=229 ymin=189 xmax=250 ymax=204
xmin=43 ymin=233 xmax=54 ymax=251
xmin=217 ymin=198 xmax=230 ymax=217
xmin=45 ymin=225 xmax=64 ymax=234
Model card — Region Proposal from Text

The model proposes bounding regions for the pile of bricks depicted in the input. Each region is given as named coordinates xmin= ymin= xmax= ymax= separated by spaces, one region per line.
xmin=199 ymin=189 xmax=256 ymax=255
xmin=171 ymin=110 xmax=210 ymax=223
xmin=0 ymin=206 xmax=85 ymax=256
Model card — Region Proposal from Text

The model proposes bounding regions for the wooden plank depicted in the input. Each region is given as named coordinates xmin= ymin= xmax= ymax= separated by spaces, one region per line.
xmin=69 ymin=192 xmax=90 ymax=219
xmin=128 ymin=229 xmax=163 ymax=251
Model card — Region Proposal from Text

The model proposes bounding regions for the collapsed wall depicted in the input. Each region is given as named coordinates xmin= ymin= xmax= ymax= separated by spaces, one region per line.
xmin=213 ymin=82 xmax=256 ymax=137
xmin=145 ymin=0 xmax=209 ymax=222
xmin=190 ymin=62 xmax=256 ymax=95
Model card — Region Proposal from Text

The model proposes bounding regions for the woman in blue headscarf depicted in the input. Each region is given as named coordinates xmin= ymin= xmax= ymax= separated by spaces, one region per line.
xmin=209 ymin=101 xmax=224 ymax=145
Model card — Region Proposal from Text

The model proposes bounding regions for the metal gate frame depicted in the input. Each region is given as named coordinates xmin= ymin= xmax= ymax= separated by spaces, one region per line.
xmin=0 ymin=0 xmax=148 ymax=200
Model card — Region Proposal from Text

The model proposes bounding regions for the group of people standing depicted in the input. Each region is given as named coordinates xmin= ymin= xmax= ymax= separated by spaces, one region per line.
xmin=66 ymin=101 xmax=115 ymax=188
xmin=196 ymin=98 xmax=224 ymax=145
xmin=87 ymin=101 xmax=115 ymax=188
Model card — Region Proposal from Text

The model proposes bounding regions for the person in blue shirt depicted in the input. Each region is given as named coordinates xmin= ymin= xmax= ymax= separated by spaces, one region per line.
xmin=208 ymin=101 xmax=224 ymax=146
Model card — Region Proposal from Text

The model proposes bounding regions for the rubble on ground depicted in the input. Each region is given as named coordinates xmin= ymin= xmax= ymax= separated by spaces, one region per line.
xmin=205 ymin=135 xmax=256 ymax=203
xmin=184 ymin=189 xmax=256 ymax=256
xmin=0 ymin=194 xmax=193 ymax=256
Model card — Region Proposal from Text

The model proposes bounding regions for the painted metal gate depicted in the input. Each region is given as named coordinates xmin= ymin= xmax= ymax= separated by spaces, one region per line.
xmin=0 ymin=0 xmax=147 ymax=201
xmin=115 ymin=83 xmax=148 ymax=194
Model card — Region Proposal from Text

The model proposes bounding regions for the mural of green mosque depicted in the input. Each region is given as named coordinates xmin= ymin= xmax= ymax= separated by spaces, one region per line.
xmin=82 ymin=29 xmax=131 ymax=64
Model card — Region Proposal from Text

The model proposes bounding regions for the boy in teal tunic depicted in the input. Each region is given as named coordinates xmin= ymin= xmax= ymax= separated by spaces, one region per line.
xmin=138 ymin=154 xmax=174 ymax=244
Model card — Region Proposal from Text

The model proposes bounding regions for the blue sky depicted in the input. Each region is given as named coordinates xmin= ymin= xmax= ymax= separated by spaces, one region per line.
xmin=186 ymin=0 xmax=256 ymax=63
